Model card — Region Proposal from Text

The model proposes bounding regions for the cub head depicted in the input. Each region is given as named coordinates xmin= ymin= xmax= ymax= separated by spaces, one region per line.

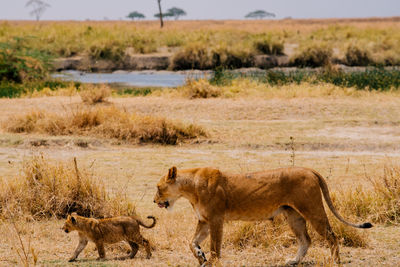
xmin=62 ymin=212 xmax=78 ymax=233
xmin=154 ymin=166 xmax=181 ymax=211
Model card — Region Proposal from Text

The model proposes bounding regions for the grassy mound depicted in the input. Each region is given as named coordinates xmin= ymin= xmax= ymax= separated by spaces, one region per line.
xmin=0 ymin=155 xmax=134 ymax=220
xmin=4 ymin=106 xmax=206 ymax=145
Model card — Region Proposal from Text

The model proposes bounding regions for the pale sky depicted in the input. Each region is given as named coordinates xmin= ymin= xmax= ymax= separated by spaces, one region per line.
xmin=1 ymin=0 xmax=399 ymax=20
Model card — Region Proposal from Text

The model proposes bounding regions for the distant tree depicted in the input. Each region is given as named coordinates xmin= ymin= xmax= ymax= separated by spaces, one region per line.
xmin=26 ymin=0 xmax=50 ymax=21
xmin=127 ymin=11 xmax=145 ymax=20
xmin=154 ymin=12 xmax=173 ymax=20
xmin=167 ymin=7 xmax=187 ymax=20
xmin=157 ymin=0 xmax=164 ymax=28
xmin=245 ymin=10 xmax=276 ymax=19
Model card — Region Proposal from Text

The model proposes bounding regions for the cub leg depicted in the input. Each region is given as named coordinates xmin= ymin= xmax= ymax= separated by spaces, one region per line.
xmin=136 ymin=236 xmax=152 ymax=259
xmin=69 ymin=235 xmax=88 ymax=262
xmin=95 ymin=241 xmax=106 ymax=260
xmin=128 ymin=241 xmax=139 ymax=259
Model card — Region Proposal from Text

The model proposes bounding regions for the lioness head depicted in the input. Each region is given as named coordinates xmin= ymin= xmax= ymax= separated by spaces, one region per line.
xmin=62 ymin=212 xmax=78 ymax=233
xmin=154 ymin=166 xmax=181 ymax=210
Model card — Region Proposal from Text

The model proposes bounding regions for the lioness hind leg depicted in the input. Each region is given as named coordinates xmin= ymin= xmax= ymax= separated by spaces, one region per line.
xmin=128 ymin=241 xmax=139 ymax=259
xmin=283 ymin=206 xmax=311 ymax=265
xmin=298 ymin=206 xmax=340 ymax=263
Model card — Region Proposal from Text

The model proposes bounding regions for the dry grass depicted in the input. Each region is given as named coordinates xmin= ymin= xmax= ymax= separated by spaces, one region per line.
xmin=3 ymin=106 xmax=206 ymax=145
xmin=166 ymin=78 xmax=378 ymax=99
xmin=290 ymin=43 xmax=333 ymax=67
xmin=2 ymin=18 xmax=399 ymax=67
xmin=79 ymin=84 xmax=111 ymax=105
xmin=179 ymin=78 xmax=222 ymax=99
xmin=0 ymin=155 xmax=134 ymax=220
xmin=0 ymin=94 xmax=400 ymax=265
xmin=334 ymin=162 xmax=400 ymax=225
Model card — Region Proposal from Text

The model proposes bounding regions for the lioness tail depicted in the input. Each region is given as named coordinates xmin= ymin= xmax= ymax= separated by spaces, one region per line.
xmin=138 ymin=216 xmax=156 ymax=228
xmin=313 ymin=170 xmax=373 ymax=229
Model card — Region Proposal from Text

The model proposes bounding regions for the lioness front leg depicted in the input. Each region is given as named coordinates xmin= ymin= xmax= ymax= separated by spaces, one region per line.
xmin=208 ymin=218 xmax=223 ymax=265
xmin=69 ymin=236 xmax=88 ymax=262
xmin=190 ymin=220 xmax=209 ymax=265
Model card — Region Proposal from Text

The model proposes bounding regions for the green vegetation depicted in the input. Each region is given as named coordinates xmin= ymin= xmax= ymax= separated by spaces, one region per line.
xmin=0 ymin=37 xmax=52 ymax=82
xmin=211 ymin=68 xmax=400 ymax=91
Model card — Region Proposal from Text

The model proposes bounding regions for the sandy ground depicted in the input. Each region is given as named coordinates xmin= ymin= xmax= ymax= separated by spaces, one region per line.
xmin=0 ymin=95 xmax=400 ymax=266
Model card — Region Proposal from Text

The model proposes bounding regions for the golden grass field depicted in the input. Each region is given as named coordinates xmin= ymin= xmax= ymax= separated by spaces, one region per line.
xmin=0 ymin=85 xmax=400 ymax=266
xmin=2 ymin=17 xmax=400 ymax=66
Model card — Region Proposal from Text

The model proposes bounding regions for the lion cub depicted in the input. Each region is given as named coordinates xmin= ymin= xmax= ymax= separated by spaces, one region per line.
xmin=62 ymin=212 xmax=156 ymax=262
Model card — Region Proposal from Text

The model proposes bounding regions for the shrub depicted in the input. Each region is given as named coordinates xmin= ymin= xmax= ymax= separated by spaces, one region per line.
xmin=290 ymin=44 xmax=333 ymax=67
xmin=0 ymin=155 xmax=135 ymax=220
xmin=80 ymin=84 xmax=112 ymax=104
xmin=211 ymin=45 xmax=254 ymax=69
xmin=172 ymin=43 xmax=255 ymax=70
xmin=345 ymin=45 xmax=374 ymax=66
xmin=253 ymin=37 xmax=284 ymax=55
xmin=4 ymin=106 xmax=207 ymax=145
xmin=87 ymin=41 xmax=125 ymax=62
xmin=0 ymin=37 xmax=52 ymax=83
xmin=181 ymin=78 xmax=222 ymax=99
xmin=171 ymin=43 xmax=211 ymax=70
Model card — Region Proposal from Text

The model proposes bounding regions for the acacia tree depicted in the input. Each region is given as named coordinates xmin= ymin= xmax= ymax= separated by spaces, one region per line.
xmin=26 ymin=0 xmax=50 ymax=21
xmin=154 ymin=12 xmax=173 ymax=20
xmin=167 ymin=7 xmax=187 ymax=20
xmin=245 ymin=10 xmax=276 ymax=19
xmin=157 ymin=0 xmax=164 ymax=28
xmin=127 ymin=11 xmax=145 ymax=20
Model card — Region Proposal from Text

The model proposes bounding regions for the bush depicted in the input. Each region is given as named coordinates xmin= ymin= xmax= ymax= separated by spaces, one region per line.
xmin=345 ymin=45 xmax=374 ymax=66
xmin=253 ymin=37 xmax=284 ymax=55
xmin=4 ymin=106 xmax=207 ymax=145
xmin=171 ymin=43 xmax=211 ymax=70
xmin=211 ymin=45 xmax=254 ymax=69
xmin=171 ymin=43 xmax=255 ymax=70
xmin=181 ymin=78 xmax=222 ymax=98
xmin=290 ymin=44 xmax=333 ymax=67
xmin=87 ymin=41 xmax=125 ymax=62
xmin=80 ymin=84 xmax=112 ymax=104
xmin=0 ymin=155 xmax=135 ymax=219
xmin=0 ymin=37 xmax=52 ymax=83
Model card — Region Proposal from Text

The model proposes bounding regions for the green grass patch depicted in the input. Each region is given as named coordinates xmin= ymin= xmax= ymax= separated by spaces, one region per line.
xmin=0 ymin=80 xmax=80 ymax=98
xmin=211 ymin=68 xmax=400 ymax=91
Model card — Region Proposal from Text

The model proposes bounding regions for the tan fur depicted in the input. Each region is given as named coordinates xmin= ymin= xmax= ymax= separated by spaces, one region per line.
xmin=62 ymin=212 xmax=156 ymax=262
xmin=154 ymin=166 xmax=372 ymax=266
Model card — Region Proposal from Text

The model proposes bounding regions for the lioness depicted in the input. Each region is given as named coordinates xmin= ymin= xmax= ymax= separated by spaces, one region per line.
xmin=62 ymin=212 xmax=156 ymax=262
xmin=154 ymin=166 xmax=372 ymax=266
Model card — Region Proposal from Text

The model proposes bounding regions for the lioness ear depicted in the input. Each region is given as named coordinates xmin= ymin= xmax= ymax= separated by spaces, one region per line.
xmin=166 ymin=166 xmax=177 ymax=183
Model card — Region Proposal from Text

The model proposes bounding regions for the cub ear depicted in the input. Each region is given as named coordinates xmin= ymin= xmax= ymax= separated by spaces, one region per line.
xmin=70 ymin=213 xmax=77 ymax=224
xmin=166 ymin=166 xmax=177 ymax=183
